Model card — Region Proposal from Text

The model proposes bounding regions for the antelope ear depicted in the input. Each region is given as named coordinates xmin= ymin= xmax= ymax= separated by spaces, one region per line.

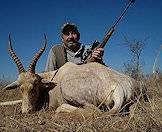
xmin=41 ymin=79 xmax=57 ymax=90
xmin=3 ymin=81 xmax=19 ymax=90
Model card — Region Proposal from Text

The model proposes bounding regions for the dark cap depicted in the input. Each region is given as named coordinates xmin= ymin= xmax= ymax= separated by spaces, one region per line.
xmin=61 ymin=23 xmax=80 ymax=39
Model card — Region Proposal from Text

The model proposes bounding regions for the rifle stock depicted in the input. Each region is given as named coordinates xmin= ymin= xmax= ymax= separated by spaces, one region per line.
xmin=85 ymin=28 xmax=114 ymax=63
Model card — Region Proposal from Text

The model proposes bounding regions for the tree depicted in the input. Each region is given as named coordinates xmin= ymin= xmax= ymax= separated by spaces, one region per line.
xmin=123 ymin=38 xmax=145 ymax=80
xmin=152 ymin=45 xmax=162 ymax=74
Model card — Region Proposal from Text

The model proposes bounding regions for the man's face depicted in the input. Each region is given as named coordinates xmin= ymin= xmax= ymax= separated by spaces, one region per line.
xmin=62 ymin=31 xmax=79 ymax=48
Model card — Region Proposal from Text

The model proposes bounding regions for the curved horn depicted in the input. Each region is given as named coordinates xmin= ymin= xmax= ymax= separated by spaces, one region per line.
xmin=8 ymin=34 xmax=25 ymax=74
xmin=28 ymin=34 xmax=47 ymax=73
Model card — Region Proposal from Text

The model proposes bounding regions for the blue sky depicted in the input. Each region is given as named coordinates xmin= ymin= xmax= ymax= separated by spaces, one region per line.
xmin=0 ymin=0 xmax=162 ymax=79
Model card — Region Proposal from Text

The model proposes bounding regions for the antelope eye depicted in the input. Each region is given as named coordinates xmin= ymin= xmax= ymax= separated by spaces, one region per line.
xmin=20 ymin=88 xmax=24 ymax=93
xmin=34 ymin=79 xmax=40 ymax=85
xmin=30 ymin=88 xmax=35 ymax=93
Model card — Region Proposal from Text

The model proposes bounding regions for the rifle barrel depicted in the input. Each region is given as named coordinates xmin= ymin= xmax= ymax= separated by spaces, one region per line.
xmin=84 ymin=0 xmax=135 ymax=63
xmin=100 ymin=0 xmax=135 ymax=48
xmin=113 ymin=0 xmax=135 ymax=28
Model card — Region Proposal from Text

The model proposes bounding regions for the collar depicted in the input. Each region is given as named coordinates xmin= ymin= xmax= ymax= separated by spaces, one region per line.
xmin=63 ymin=44 xmax=85 ymax=57
xmin=74 ymin=45 xmax=85 ymax=57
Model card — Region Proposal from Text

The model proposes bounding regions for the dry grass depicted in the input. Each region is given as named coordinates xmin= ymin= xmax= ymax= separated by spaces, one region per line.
xmin=0 ymin=75 xmax=162 ymax=132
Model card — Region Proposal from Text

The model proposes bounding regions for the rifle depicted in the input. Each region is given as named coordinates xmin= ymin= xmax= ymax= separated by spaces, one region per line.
xmin=84 ymin=0 xmax=135 ymax=63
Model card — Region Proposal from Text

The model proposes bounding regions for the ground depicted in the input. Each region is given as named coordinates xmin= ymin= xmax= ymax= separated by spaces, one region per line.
xmin=0 ymin=75 xmax=162 ymax=132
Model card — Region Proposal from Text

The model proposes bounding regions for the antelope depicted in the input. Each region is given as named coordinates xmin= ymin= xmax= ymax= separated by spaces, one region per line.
xmin=1 ymin=35 xmax=142 ymax=114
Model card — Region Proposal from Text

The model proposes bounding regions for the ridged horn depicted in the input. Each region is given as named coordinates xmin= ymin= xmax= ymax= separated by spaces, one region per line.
xmin=8 ymin=34 xmax=25 ymax=74
xmin=28 ymin=34 xmax=47 ymax=73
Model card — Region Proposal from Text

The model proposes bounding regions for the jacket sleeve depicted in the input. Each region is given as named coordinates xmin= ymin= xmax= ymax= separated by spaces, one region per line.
xmin=45 ymin=48 xmax=57 ymax=71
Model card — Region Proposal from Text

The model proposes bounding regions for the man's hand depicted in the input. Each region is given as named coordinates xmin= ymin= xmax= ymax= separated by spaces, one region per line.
xmin=92 ymin=48 xmax=104 ymax=61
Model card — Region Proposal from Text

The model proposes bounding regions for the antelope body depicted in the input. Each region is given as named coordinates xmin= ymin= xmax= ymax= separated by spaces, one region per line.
xmin=1 ymin=35 xmax=141 ymax=114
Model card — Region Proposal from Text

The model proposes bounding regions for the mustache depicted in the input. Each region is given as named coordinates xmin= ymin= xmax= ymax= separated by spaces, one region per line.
xmin=67 ymin=38 xmax=77 ymax=43
xmin=67 ymin=41 xmax=78 ymax=47
xmin=66 ymin=41 xmax=81 ymax=48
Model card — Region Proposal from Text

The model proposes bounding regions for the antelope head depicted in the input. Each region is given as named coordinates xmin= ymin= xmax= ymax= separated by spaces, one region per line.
xmin=3 ymin=34 xmax=56 ymax=113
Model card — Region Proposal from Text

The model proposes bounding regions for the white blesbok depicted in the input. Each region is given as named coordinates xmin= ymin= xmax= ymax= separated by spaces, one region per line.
xmin=1 ymin=35 xmax=142 ymax=114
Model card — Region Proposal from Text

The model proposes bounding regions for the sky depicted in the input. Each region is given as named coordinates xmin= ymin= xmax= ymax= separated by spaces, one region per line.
xmin=0 ymin=0 xmax=162 ymax=79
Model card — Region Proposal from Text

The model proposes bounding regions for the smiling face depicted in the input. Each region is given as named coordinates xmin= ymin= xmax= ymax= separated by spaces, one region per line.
xmin=62 ymin=31 xmax=79 ymax=45
xmin=61 ymin=23 xmax=81 ymax=52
